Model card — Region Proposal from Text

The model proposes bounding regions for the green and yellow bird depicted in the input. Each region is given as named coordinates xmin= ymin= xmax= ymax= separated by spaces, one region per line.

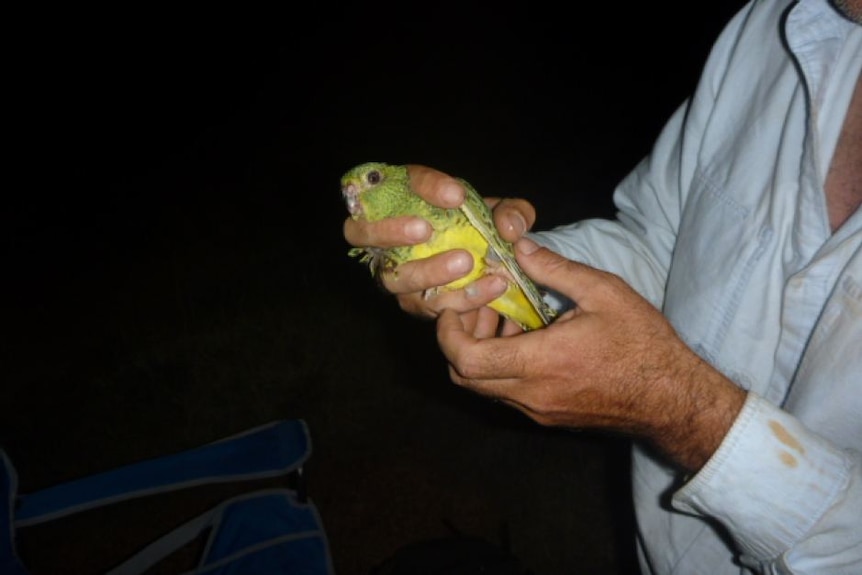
xmin=341 ymin=162 xmax=556 ymax=331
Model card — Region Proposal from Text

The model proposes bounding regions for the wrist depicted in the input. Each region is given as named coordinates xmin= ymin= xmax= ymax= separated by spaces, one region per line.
xmin=648 ymin=348 xmax=747 ymax=472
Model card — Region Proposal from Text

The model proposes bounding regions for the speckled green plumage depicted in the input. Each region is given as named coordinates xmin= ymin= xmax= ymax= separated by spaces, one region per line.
xmin=341 ymin=162 xmax=556 ymax=330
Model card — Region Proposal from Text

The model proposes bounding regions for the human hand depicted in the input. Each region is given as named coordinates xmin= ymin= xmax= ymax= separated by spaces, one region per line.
xmin=342 ymin=164 xmax=537 ymax=319
xmin=436 ymin=239 xmax=746 ymax=472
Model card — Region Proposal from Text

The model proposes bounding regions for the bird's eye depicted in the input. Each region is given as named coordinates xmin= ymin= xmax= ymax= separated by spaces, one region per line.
xmin=367 ymin=170 xmax=381 ymax=184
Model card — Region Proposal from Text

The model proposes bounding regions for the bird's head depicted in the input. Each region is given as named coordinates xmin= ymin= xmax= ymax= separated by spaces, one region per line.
xmin=340 ymin=162 xmax=403 ymax=219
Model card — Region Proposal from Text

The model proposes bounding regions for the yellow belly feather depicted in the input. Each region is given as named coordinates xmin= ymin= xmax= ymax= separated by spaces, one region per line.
xmin=410 ymin=224 xmax=545 ymax=330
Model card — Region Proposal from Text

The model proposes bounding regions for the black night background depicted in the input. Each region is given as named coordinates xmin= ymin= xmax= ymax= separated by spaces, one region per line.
xmin=3 ymin=3 xmax=745 ymax=573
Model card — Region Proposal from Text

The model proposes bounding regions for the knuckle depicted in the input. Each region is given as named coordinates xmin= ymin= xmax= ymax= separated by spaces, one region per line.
xmin=455 ymin=354 xmax=484 ymax=380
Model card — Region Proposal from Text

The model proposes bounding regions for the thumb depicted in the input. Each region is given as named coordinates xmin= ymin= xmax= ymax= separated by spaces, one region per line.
xmin=514 ymin=238 xmax=606 ymax=307
xmin=406 ymin=165 xmax=464 ymax=208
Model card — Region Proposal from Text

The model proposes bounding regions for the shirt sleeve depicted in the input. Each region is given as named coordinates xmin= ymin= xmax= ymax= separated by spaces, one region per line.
xmin=529 ymin=1 xmax=862 ymax=571
xmin=531 ymin=66 xmax=715 ymax=310
xmin=529 ymin=0 xmax=742 ymax=310
xmin=672 ymin=393 xmax=862 ymax=573
xmin=530 ymin=100 xmax=688 ymax=310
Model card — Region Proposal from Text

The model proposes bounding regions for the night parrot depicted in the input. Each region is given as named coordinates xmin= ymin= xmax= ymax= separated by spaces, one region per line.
xmin=341 ymin=162 xmax=557 ymax=331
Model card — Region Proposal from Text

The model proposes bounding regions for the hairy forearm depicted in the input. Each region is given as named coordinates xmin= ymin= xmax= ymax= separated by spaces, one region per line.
xmin=646 ymin=347 xmax=747 ymax=472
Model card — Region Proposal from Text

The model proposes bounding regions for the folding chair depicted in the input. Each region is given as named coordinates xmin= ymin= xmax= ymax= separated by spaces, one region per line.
xmin=1 ymin=419 xmax=335 ymax=574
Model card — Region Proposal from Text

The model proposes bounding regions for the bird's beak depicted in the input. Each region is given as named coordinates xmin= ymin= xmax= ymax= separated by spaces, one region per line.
xmin=342 ymin=181 xmax=363 ymax=217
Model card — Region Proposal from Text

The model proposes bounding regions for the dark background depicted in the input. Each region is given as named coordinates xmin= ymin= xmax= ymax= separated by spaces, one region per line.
xmin=4 ymin=3 xmax=745 ymax=574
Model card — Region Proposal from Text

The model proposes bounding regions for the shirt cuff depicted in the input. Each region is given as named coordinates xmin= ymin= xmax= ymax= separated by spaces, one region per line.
xmin=671 ymin=392 xmax=852 ymax=561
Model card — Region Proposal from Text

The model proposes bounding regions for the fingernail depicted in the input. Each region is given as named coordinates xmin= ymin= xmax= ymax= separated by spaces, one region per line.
xmin=465 ymin=276 xmax=506 ymax=299
xmin=507 ymin=213 xmax=526 ymax=236
xmin=488 ymin=276 xmax=508 ymax=296
xmin=447 ymin=252 xmax=472 ymax=274
xmin=441 ymin=182 xmax=463 ymax=206
xmin=405 ymin=219 xmax=430 ymax=241
xmin=516 ymin=237 xmax=540 ymax=254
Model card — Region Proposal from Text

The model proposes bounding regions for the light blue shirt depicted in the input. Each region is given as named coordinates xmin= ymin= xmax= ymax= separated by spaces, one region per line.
xmin=535 ymin=0 xmax=861 ymax=572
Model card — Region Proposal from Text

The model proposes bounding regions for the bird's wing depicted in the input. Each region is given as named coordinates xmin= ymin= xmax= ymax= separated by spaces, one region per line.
xmin=457 ymin=179 xmax=553 ymax=325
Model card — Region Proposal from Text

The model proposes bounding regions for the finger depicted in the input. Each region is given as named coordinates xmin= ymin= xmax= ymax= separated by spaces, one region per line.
xmin=453 ymin=306 xmax=498 ymax=337
xmin=498 ymin=317 xmax=525 ymax=337
xmin=491 ymin=198 xmax=536 ymax=243
xmin=379 ymin=250 xmax=474 ymax=295
xmin=453 ymin=308 xmax=481 ymax=333
xmin=343 ymin=215 xmax=431 ymax=249
xmin=395 ymin=274 xmax=508 ymax=319
xmin=436 ymin=309 xmax=529 ymax=381
xmin=406 ymin=165 xmax=465 ymax=208
xmin=446 ymin=364 xmax=521 ymax=403
xmin=514 ymin=238 xmax=612 ymax=308
xmin=436 ymin=309 xmax=473 ymax=363
xmin=392 ymin=291 xmax=439 ymax=320
xmin=472 ymin=306 xmax=503 ymax=339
